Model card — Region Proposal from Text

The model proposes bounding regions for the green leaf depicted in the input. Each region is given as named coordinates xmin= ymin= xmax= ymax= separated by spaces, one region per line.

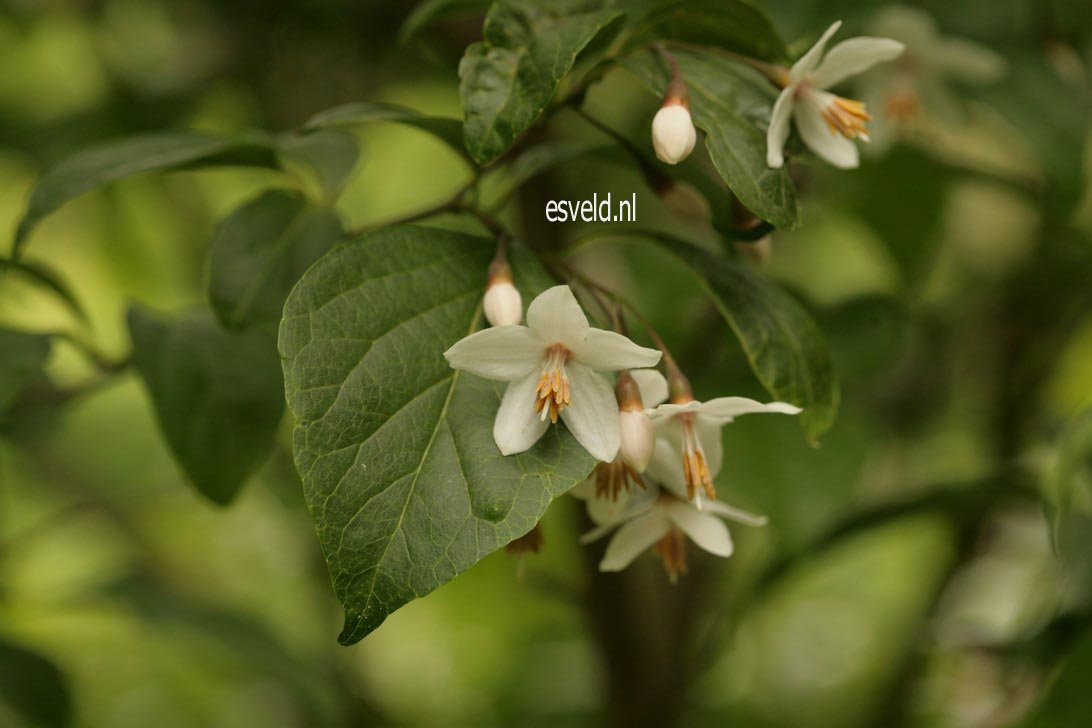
xmin=208 ymin=189 xmax=343 ymax=330
xmin=459 ymin=0 xmax=626 ymax=164
xmin=12 ymin=132 xmax=280 ymax=258
xmin=0 ymin=327 xmax=51 ymax=412
xmin=0 ymin=257 xmax=88 ymax=324
xmin=304 ymin=102 xmax=470 ymax=163
xmin=128 ymin=306 xmax=285 ymax=504
xmin=279 ymin=225 xmax=594 ymax=644
xmin=399 ymin=0 xmax=491 ymax=44
xmin=639 ymin=232 xmax=838 ymax=441
xmin=277 ymin=130 xmax=361 ymax=202
xmin=627 ymin=0 xmax=788 ymax=62
xmin=624 ymin=47 xmax=800 ymax=229
xmin=0 ymin=639 xmax=71 ymax=728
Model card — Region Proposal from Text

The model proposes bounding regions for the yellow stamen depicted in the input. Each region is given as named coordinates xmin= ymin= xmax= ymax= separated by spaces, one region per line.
xmin=533 ymin=344 xmax=573 ymax=422
xmin=679 ymin=413 xmax=715 ymax=502
xmin=821 ymin=94 xmax=872 ymax=141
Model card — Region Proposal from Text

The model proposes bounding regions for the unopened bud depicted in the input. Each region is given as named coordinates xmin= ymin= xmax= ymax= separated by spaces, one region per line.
xmin=483 ymin=259 xmax=522 ymax=327
xmin=651 ymin=82 xmax=696 ymax=165
xmin=616 ymin=371 xmax=654 ymax=471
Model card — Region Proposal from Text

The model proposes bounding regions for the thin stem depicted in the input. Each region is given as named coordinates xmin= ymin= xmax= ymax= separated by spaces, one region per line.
xmin=345 ymin=177 xmax=478 ymax=238
xmin=663 ymin=41 xmax=788 ymax=87
xmin=558 ymin=260 xmax=679 ymax=371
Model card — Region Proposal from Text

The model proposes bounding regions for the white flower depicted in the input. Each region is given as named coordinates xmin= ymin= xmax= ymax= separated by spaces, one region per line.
xmin=858 ymin=5 xmax=1006 ymax=152
xmin=652 ymin=104 xmax=697 ymax=165
xmin=767 ymin=20 xmax=905 ymax=170
xmin=444 ymin=285 xmax=661 ymax=461
xmin=582 ymin=485 xmax=767 ymax=581
xmin=644 ymin=386 xmax=801 ymax=506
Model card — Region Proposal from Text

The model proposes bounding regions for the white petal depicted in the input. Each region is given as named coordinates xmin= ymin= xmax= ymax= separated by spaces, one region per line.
xmin=599 ymin=510 xmax=670 ymax=571
xmin=587 ymin=488 xmax=632 ymax=525
xmin=559 ymin=362 xmax=620 ymax=462
xmin=665 ymin=501 xmax=733 ymax=556
xmin=630 ymin=368 xmax=668 ymax=408
xmin=790 ymin=20 xmax=842 ymax=83
xmin=645 ymin=437 xmax=688 ymax=495
xmin=795 ymin=95 xmax=859 ymax=169
xmin=526 ymin=285 xmax=589 ymax=348
xmin=648 ymin=400 xmax=703 ymax=420
xmin=811 ymin=38 xmax=906 ymax=89
xmin=704 ymin=499 xmax=769 ymax=527
xmin=492 ymin=372 xmax=550 ymax=455
xmin=444 ymin=325 xmax=543 ymax=380
xmin=766 ymin=87 xmax=795 ymax=168
xmin=581 ymin=521 xmax=619 ymax=544
xmin=698 ymin=397 xmax=802 ymax=423
xmin=572 ymin=329 xmax=661 ymax=372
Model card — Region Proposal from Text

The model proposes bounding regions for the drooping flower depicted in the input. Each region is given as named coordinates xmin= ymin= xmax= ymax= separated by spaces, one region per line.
xmin=483 ymin=256 xmax=523 ymax=327
xmin=645 ymin=372 xmax=800 ymax=506
xmin=766 ymin=21 xmax=905 ymax=169
xmin=570 ymin=368 xmax=666 ymax=519
xmin=857 ymin=5 xmax=1006 ymax=152
xmin=581 ymin=484 xmax=768 ymax=582
xmin=444 ymin=285 xmax=661 ymax=462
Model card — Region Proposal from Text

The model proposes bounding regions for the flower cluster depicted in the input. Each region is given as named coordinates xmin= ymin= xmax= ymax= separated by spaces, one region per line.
xmin=445 ymin=283 xmax=801 ymax=580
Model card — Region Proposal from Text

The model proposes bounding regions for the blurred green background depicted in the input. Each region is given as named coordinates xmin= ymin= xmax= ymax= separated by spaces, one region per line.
xmin=2 ymin=0 xmax=1092 ymax=726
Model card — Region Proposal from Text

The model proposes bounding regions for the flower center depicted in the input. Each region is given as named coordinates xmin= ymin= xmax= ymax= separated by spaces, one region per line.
xmin=810 ymin=88 xmax=872 ymax=141
xmin=654 ymin=526 xmax=688 ymax=584
xmin=534 ymin=344 xmax=572 ymax=423
xmin=679 ymin=412 xmax=716 ymax=503
xmin=594 ymin=459 xmax=646 ymax=501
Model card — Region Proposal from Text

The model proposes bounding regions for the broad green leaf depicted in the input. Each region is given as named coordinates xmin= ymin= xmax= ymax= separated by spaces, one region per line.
xmin=639 ymin=232 xmax=838 ymax=440
xmin=0 ymin=327 xmax=51 ymax=412
xmin=128 ymin=306 xmax=285 ymax=504
xmin=0 ymin=639 xmax=71 ymax=728
xmin=627 ymin=0 xmax=788 ymax=62
xmin=277 ymin=130 xmax=361 ymax=202
xmin=459 ymin=0 xmax=626 ymax=164
xmin=280 ymin=225 xmax=594 ymax=644
xmin=625 ymin=48 xmax=800 ymax=229
xmin=398 ymin=0 xmax=491 ymax=44
xmin=208 ymin=189 xmax=343 ymax=330
xmin=0 ymin=256 xmax=88 ymax=324
xmin=486 ymin=138 xmax=610 ymax=206
xmin=12 ymin=132 xmax=280 ymax=258
xmin=305 ymin=102 xmax=470 ymax=163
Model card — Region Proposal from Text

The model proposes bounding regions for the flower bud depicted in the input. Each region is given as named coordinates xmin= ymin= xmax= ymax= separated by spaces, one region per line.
xmin=651 ymin=80 xmax=696 ymax=165
xmin=483 ymin=259 xmax=522 ymax=326
xmin=616 ymin=371 xmax=655 ymax=471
